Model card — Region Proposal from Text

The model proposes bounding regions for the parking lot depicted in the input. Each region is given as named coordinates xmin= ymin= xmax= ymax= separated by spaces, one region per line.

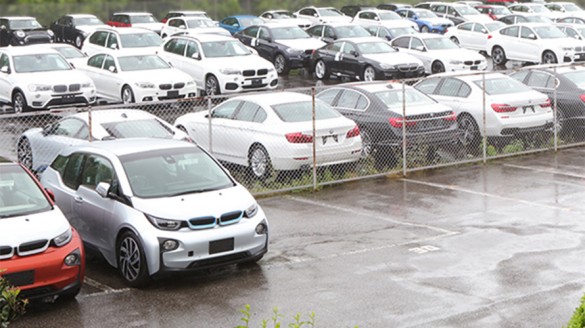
xmin=9 ymin=145 xmax=585 ymax=327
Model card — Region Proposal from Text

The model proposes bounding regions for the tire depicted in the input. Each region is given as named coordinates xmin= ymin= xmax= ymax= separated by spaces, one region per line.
xmin=75 ymin=35 xmax=83 ymax=48
xmin=450 ymin=36 xmax=460 ymax=46
xmin=314 ymin=59 xmax=329 ymax=80
xmin=248 ymin=145 xmax=273 ymax=180
xmin=121 ymin=85 xmax=135 ymax=104
xmin=362 ymin=65 xmax=376 ymax=81
xmin=360 ymin=129 xmax=374 ymax=158
xmin=117 ymin=231 xmax=150 ymax=287
xmin=457 ymin=114 xmax=480 ymax=147
xmin=205 ymin=75 xmax=220 ymax=96
xmin=553 ymin=109 xmax=565 ymax=135
xmin=274 ymin=53 xmax=289 ymax=75
xmin=17 ymin=138 xmax=33 ymax=171
xmin=12 ymin=90 xmax=29 ymax=113
xmin=542 ymin=50 xmax=557 ymax=64
xmin=491 ymin=46 xmax=507 ymax=66
xmin=420 ymin=25 xmax=430 ymax=33
xmin=431 ymin=61 xmax=445 ymax=74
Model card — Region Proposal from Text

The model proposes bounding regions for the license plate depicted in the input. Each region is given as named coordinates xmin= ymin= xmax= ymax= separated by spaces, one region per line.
xmin=522 ymin=105 xmax=535 ymax=113
xmin=209 ymin=238 xmax=234 ymax=255
xmin=251 ymin=78 xmax=262 ymax=86
xmin=62 ymin=94 xmax=75 ymax=99
xmin=2 ymin=270 xmax=34 ymax=287
xmin=167 ymin=90 xmax=179 ymax=98
xmin=470 ymin=66 xmax=478 ymax=70
xmin=322 ymin=135 xmax=338 ymax=145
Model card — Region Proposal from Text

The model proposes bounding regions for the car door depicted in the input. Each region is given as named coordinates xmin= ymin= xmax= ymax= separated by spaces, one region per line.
xmin=32 ymin=118 xmax=89 ymax=170
xmin=455 ymin=22 xmax=475 ymax=48
xmin=190 ymin=100 xmax=241 ymax=159
xmin=101 ymin=54 xmax=122 ymax=99
xmin=52 ymin=16 xmax=66 ymax=41
xmin=517 ymin=25 xmax=539 ymax=62
xmin=63 ymin=16 xmax=76 ymax=43
xmin=339 ymin=41 xmax=361 ymax=77
xmin=183 ymin=40 xmax=205 ymax=89
xmin=230 ymin=101 xmax=267 ymax=165
xmin=470 ymin=23 xmax=489 ymax=50
xmin=0 ymin=53 xmax=12 ymax=103
xmin=256 ymin=27 xmax=275 ymax=61
xmin=321 ymin=41 xmax=344 ymax=75
xmin=82 ymin=54 xmax=106 ymax=98
xmin=498 ymin=26 xmax=520 ymax=59
xmin=220 ymin=17 xmax=239 ymax=35
xmin=409 ymin=37 xmax=433 ymax=73
xmin=83 ymin=31 xmax=108 ymax=56
xmin=160 ymin=37 xmax=191 ymax=80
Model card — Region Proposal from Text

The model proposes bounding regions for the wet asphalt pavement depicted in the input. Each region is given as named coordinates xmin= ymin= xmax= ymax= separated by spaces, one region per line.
xmin=12 ymin=146 xmax=585 ymax=327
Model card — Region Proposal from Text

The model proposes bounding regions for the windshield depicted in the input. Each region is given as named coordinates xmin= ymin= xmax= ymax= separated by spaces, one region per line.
xmin=534 ymin=26 xmax=566 ymax=39
xmin=335 ymin=26 xmax=370 ymax=38
xmin=54 ymin=46 xmax=85 ymax=59
xmin=473 ymin=76 xmax=532 ymax=95
xmin=562 ymin=70 xmax=585 ymax=89
xmin=529 ymin=5 xmax=550 ymax=13
xmin=564 ymin=3 xmax=581 ymax=11
xmin=240 ymin=17 xmax=264 ymax=26
xmin=493 ymin=7 xmax=511 ymax=15
xmin=118 ymin=55 xmax=170 ymax=72
xmin=271 ymin=26 xmax=310 ymax=39
xmin=13 ymin=54 xmax=71 ymax=73
xmin=186 ymin=19 xmax=216 ymax=28
xmin=415 ymin=10 xmax=437 ymax=18
xmin=457 ymin=6 xmax=481 ymax=15
xmin=379 ymin=11 xmax=402 ymax=20
xmin=119 ymin=33 xmax=162 ymax=48
xmin=73 ymin=17 xmax=104 ymax=26
xmin=9 ymin=19 xmax=42 ymax=29
xmin=130 ymin=15 xmax=158 ymax=23
xmin=101 ymin=119 xmax=174 ymax=139
xmin=272 ymin=100 xmax=340 ymax=122
xmin=201 ymin=40 xmax=251 ymax=57
xmin=375 ymin=88 xmax=436 ymax=109
xmin=121 ymin=147 xmax=234 ymax=198
xmin=357 ymin=41 xmax=397 ymax=54
xmin=318 ymin=8 xmax=344 ymax=17
xmin=0 ymin=165 xmax=51 ymax=218
xmin=424 ymin=37 xmax=459 ymax=50
xmin=485 ymin=22 xmax=505 ymax=32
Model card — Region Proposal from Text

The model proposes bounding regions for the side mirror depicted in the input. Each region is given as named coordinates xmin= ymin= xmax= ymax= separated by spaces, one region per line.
xmin=528 ymin=33 xmax=536 ymax=40
xmin=351 ymin=50 xmax=359 ymax=57
xmin=375 ymin=17 xmax=380 ymax=21
xmin=108 ymin=65 xmax=116 ymax=73
xmin=191 ymin=52 xmax=200 ymax=60
xmin=313 ymin=13 xmax=319 ymax=17
xmin=0 ymin=66 xmax=9 ymax=74
xmin=179 ymin=25 xmax=186 ymax=29
xmin=481 ymin=28 xmax=487 ymax=34
xmin=96 ymin=182 xmax=110 ymax=198
xmin=109 ymin=43 xmax=118 ymax=49
xmin=415 ymin=45 xmax=425 ymax=51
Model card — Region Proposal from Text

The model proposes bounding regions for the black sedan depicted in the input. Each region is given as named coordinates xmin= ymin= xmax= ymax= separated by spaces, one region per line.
xmin=305 ymin=22 xmax=372 ymax=44
xmin=316 ymin=82 xmax=458 ymax=164
xmin=50 ymin=14 xmax=107 ymax=48
xmin=310 ymin=37 xmax=425 ymax=81
xmin=0 ymin=16 xmax=53 ymax=47
xmin=363 ymin=25 xmax=418 ymax=42
xmin=509 ymin=66 xmax=585 ymax=134
xmin=235 ymin=23 xmax=326 ymax=75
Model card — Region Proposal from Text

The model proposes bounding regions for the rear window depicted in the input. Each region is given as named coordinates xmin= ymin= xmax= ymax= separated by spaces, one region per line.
xmin=120 ymin=33 xmax=162 ymax=48
xmin=473 ymin=76 xmax=532 ymax=95
xmin=374 ymin=89 xmax=436 ymax=109
xmin=0 ymin=164 xmax=51 ymax=218
xmin=101 ymin=119 xmax=174 ymax=139
xmin=562 ymin=70 xmax=585 ymax=89
xmin=271 ymin=101 xmax=340 ymax=122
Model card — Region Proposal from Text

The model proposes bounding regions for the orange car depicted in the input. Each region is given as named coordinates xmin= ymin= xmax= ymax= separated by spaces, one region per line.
xmin=0 ymin=157 xmax=84 ymax=301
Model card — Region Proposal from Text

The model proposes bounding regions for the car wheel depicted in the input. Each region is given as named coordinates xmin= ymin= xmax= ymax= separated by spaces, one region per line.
xmin=360 ymin=129 xmax=374 ymax=158
xmin=491 ymin=46 xmax=507 ymax=66
xmin=12 ymin=91 xmax=29 ymax=113
xmin=542 ymin=50 xmax=557 ymax=64
xmin=75 ymin=35 xmax=83 ymax=48
xmin=421 ymin=25 xmax=430 ymax=33
xmin=274 ymin=53 xmax=289 ymax=75
xmin=458 ymin=114 xmax=480 ymax=147
xmin=450 ymin=36 xmax=460 ymax=45
xmin=17 ymin=138 xmax=33 ymax=171
xmin=121 ymin=86 xmax=135 ymax=104
xmin=314 ymin=59 xmax=329 ymax=80
xmin=205 ymin=75 xmax=220 ymax=96
xmin=117 ymin=231 xmax=150 ymax=287
xmin=553 ymin=109 xmax=565 ymax=135
xmin=249 ymin=145 xmax=273 ymax=180
xmin=362 ymin=65 xmax=376 ymax=81
xmin=431 ymin=61 xmax=445 ymax=74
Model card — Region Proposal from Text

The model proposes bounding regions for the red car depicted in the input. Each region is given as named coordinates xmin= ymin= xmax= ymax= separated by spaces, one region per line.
xmin=475 ymin=5 xmax=513 ymax=20
xmin=0 ymin=157 xmax=84 ymax=301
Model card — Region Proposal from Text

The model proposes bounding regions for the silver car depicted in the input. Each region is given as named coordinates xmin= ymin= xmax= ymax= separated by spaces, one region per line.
xmin=40 ymin=138 xmax=269 ymax=286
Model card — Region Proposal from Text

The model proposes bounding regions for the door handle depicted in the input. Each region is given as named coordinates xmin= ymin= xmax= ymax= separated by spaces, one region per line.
xmin=74 ymin=196 xmax=83 ymax=203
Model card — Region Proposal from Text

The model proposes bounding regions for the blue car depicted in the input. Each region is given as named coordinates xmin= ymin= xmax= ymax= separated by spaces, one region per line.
xmin=396 ymin=8 xmax=453 ymax=34
xmin=218 ymin=15 xmax=263 ymax=35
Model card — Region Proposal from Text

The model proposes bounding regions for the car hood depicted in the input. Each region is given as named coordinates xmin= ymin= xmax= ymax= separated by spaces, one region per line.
xmin=206 ymin=54 xmax=275 ymax=69
xmin=463 ymin=14 xmax=494 ymax=23
xmin=362 ymin=52 xmax=423 ymax=66
xmin=380 ymin=20 xmax=418 ymax=29
xmin=0 ymin=207 xmax=70 ymax=247
xmin=420 ymin=17 xmax=453 ymax=26
xmin=276 ymin=38 xmax=327 ymax=51
xmin=131 ymin=184 xmax=257 ymax=221
xmin=18 ymin=70 xmax=93 ymax=84
xmin=188 ymin=27 xmax=231 ymax=37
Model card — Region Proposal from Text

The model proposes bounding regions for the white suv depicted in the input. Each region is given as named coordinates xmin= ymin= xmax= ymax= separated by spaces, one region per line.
xmin=81 ymin=27 xmax=162 ymax=57
xmin=0 ymin=45 xmax=96 ymax=113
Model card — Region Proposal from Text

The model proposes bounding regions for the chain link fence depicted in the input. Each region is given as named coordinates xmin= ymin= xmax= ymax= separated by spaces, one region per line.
xmin=4 ymin=62 xmax=584 ymax=196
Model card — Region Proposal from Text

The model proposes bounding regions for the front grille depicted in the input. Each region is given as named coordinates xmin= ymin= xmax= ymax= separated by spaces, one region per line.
xmin=69 ymin=84 xmax=80 ymax=92
xmin=173 ymin=82 xmax=185 ymax=89
xmin=243 ymin=70 xmax=255 ymax=77
xmin=257 ymin=68 xmax=268 ymax=76
xmin=159 ymin=84 xmax=172 ymax=90
xmin=219 ymin=211 xmax=243 ymax=225
xmin=464 ymin=60 xmax=482 ymax=65
xmin=188 ymin=216 xmax=216 ymax=229
xmin=54 ymin=85 xmax=67 ymax=92
xmin=398 ymin=64 xmax=420 ymax=72
xmin=18 ymin=239 xmax=48 ymax=255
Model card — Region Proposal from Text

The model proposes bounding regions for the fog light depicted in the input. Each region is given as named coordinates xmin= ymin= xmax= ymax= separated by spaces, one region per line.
xmin=255 ymin=223 xmax=267 ymax=235
xmin=64 ymin=249 xmax=81 ymax=266
xmin=162 ymin=239 xmax=178 ymax=251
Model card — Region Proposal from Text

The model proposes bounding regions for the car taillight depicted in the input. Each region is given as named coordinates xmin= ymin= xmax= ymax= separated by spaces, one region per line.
xmin=541 ymin=98 xmax=551 ymax=108
xmin=285 ymin=132 xmax=313 ymax=143
xmin=487 ymin=34 xmax=492 ymax=39
xmin=389 ymin=117 xmax=416 ymax=128
xmin=346 ymin=125 xmax=360 ymax=138
xmin=442 ymin=111 xmax=457 ymax=121
xmin=491 ymin=103 xmax=517 ymax=113
xmin=580 ymin=94 xmax=585 ymax=103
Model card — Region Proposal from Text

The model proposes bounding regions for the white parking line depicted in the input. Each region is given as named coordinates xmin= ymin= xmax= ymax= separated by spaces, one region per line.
xmin=82 ymin=277 xmax=130 ymax=297
xmin=503 ymin=163 xmax=585 ymax=180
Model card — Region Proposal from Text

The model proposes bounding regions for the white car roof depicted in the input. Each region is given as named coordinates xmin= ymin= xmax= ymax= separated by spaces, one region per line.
xmin=173 ymin=33 xmax=236 ymax=42
xmin=70 ymin=109 xmax=163 ymax=125
xmin=67 ymin=14 xmax=99 ymax=19
xmin=0 ymin=45 xmax=60 ymax=56
xmin=226 ymin=91 xmax=312 ymax=107
xmin=0 ymin=16 xmax=37 ymax=20
xmin=168 ymin=10 xmax=208 ymax=15
xmin=94 ymin=27 xmax=157 ymax=35
xmin=432 ymin=71 xmax=507 ymax=80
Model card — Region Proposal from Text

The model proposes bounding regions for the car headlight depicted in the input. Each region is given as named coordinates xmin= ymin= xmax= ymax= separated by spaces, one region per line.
xmin=244 ymin=203 xmax=259 ymax=218
xmin=81 ymin=82 xmax=94 ymax=88
xmin=267 ymin=67 xmax=275 ymax=73
xmin=28 ymin=84 xmax=52 ymax=92
xmin=286 ymin=48 xmax=302 ymax=55
xmin=380 ymin=63 xmax=396 ymax=70
xmin=145 ymin=214 xmax=182 ymax=231
xmin=186 ymin=80 xmax=195 ymax=86
xmin=53 ymin=228 xmax=72 ymax=247
xmin=47 ymin=30 xmax=54 ymax=37
xmin=134 ymin=82 xmax=155 ymax=88
xmin=219 ymin=68 xmax=241 ymax=75
xmin=449 ymin=60 xmax=463 ymax=65
xmin=15 ymin=30 xmax=25 ymax=38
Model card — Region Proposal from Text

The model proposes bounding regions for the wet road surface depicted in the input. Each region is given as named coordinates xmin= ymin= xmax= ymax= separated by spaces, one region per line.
xmin=12 ymin=146 xmax=585 ymax=327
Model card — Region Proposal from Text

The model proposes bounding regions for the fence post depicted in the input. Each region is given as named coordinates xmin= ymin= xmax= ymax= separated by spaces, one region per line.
xmin=553 ymin=65 xmax=558 ymax=152
xmin=88 ymin=106 xmax=92 ymax=142
xmin=207 ymin=97 xmax=212 ymax=153
xmin=312 ymin=87 xmax=317 ymax=192
xmin=402 ymin=80 xmax=407 ymax=177
xmin=482 ymin=72 xmax=487 ymax=164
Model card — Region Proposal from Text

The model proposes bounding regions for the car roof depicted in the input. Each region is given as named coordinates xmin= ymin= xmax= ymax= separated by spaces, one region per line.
xmin=66 ymin=138 xmax=194 ymax=158
xmin=67 ymin=14 xmax=99 ymax=18
xmin=335 ymin=81 xmax=413 ymax=93
xmin=226 ymin=91 xmax=312 ymax=107
xmin=0 ymin=16 xmax=37 ymax=20
xmin=432 ymin=71 xmax=506 ymax=80
xmin=94 ymin=27 xmax=156 ymax=34
xmin=167 ymin=10 xmax=208 ymax=14
xmin=0 ymin=45 xmax=61 ymax=55
xmin=171 ymin=33 xmax=235 ymax=42
xmin=311 ymin=22 xmax=361 ymax=27
xmin=340 ymin=36 xmax=389 ymax=43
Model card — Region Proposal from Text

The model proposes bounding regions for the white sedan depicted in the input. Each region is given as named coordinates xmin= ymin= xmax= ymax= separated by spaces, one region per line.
xmin=158 ymin=33 xmax=278 ymax=96
xmin=352 ymin=9 xmax=418 ymax=30
xmin=17 ymin=109 xmax=189 ymax=172
xmin=444 ymin=21 xmax=506 ymax=52
xmin=390 ymin=33 xmax=487 ymax=74
xmin=160 ymin=17 xmax=231 ymax=38
xmin=174 ymin=92 xmax=362 ymax=179
xmin=487 ymin=23 xmax=583 ymax=65
xmin=76 ymin=51 xmax=197 ymax=103
xmin=414 ymin=72 xmax=553 ymax=146
xmin=0 ymin=46 xmax=96 ymax=113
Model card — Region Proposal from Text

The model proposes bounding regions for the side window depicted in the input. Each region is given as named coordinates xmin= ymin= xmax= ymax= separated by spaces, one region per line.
xmin=510 ymin=70 xmax=529 ymax=83
xmin=87 ymin=54 xmax=105 ymax=68
xmin=164 ymin=38 xmax=187 ymax=56
xmin=341 ymin=42 xmax=356 ymax=54
xmin=244 ymin=26 xmax=259 ymax=37
xmin=103 ymin=55 xmax=116 ymax=72
xmin=308 ymin=25 xmax=323 ymax=37
xmin=259 ymin=27 xmax=270 ymax=40
xmin=501 ymin=26 xmax=519 ymax=37
xmin=89 ymin=31 xmax=107 ymax=46
xmin=459 ymin=23 xmax=473 ymax=31
xmin=336 ymin=90 xmax=367 ymax=110
xmin=50 ymin=155 xmax=69 ymax=176
xmin=80 ymin=155 xmax=114 ymax=190
xmin=378 ymin=28 xmax=390 ymax=38
xmin=365 ymin=26 xmax=377 ymax=36
xmin=253 ymin=108 xmax=267 ymax=123
xmin=448 ymin=7 xmax=458 ymax=16
xmin=410 ymin=38 xmax=424 ymax=50
xmin=212 ymin=100 xmax=240 ymax=119
xmin=392 ymin=37 xmax=410 ymax=48
xmin=234 ymin=101 xmax=261 ymax=122
xmin=325 ymin=26 xmax=335 ymax=38
xmin=52 ymin=118 xmax=86 ymax=137
xmin=500 ymin=16 xmax=513 ymax=24
xmin=106 ymin=33 xmax=118 ymax=48
xmin=434 ymin=5 xmax=447 ymax=14
xmin=358 ymin=12 xmax=370 ymax=20
xmin=62 ymin=153 xmax=85 ymax=190
xmin=415 ymin=78 xmax=441 ymax=95
xmin=436 ymin=78 xmax=469 ymax=97
xmin=316 ymin=89 xmax=341 ymax=105
xmin=329 ymin=42 xmax=343 ymax=52
xmin=527 ymin=71 xmax=555 ymax=89
xmin=520 ymin=26 xmax=534 ymax=39
xmin=185 ymin=41 xmax=200 ymax=58
xmin=565 ymin=28 xmax=579 ymax=39
xmin=407 ymin=11 xmax=416 ymax=18
xmin=472 ymin=23 xmax=485 ymax=33
xmin=0 ymin=53 xmax=9 ymax=70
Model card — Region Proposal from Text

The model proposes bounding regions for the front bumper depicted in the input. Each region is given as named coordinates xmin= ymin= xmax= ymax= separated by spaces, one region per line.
xmin=380 ymin=66 xmax=426 ymax=80
xmin=28 ymin=88 xmax=96 ymax=109
xmin=134 ymin=83 xmax=198 ymax=102
xmin=445 ymin=61 xmax=487 ymax=73
xmin=219 ymin=72 xmax=278 ymax=94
